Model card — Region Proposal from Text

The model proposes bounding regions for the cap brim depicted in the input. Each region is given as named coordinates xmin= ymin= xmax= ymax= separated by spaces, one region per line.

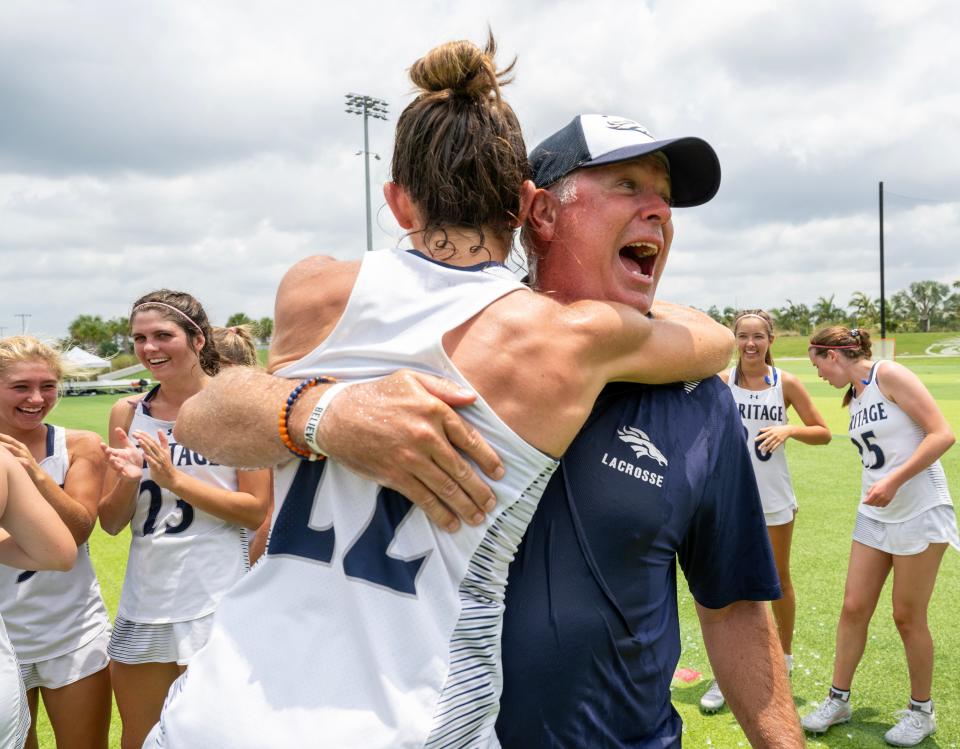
xmin=581 ymin=136 xmax=721 ymax=207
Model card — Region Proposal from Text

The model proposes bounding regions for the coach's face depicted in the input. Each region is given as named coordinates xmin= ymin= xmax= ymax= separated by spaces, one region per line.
xmin=534 ymin=155 xmax=673 ymax=313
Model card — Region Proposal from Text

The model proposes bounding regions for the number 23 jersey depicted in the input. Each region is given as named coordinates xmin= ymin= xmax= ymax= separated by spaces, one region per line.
xmin=118 ymin=394 xmax=248 ymax=623
xmin=849 ymin=360 xmax=952 ymax=523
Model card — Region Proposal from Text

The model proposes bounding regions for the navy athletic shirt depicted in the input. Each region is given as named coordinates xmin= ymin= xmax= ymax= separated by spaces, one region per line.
xmin=496 ymin=377 xmax=781 ymax=748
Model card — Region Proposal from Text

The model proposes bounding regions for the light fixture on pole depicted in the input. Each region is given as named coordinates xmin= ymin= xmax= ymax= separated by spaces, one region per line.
xmin=14 ymin=313 xmax=31 ymax=334
xmin=344 ymin=93 xmax=389 ymax=251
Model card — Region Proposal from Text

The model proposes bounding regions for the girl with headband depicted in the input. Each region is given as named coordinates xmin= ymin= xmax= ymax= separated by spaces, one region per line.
xmin=699 ymin=310 xmax=830 ymax=713
xmin=0 ymin=337 xmax=102 ymax=748
xmin=801 ymin=326 xmax=956 ymax=745
xmin=98 ymin=290 xmax=271 ymax=749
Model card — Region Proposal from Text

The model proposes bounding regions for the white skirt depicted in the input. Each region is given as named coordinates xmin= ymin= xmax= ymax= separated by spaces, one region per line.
xmin=853 ymin=504 xmax=960 ymax=555
xmin=765 ymin=502 xmax=798 ymax=527
xmin=107 ymin=614 xmax=214 ymax=666
xmin=20 ymin=627 xmax=110 ymax=690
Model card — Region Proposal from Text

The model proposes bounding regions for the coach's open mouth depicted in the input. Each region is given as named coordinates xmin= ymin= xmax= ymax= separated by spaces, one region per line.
xmin=619 ymin=242 xmax=658 ymax=278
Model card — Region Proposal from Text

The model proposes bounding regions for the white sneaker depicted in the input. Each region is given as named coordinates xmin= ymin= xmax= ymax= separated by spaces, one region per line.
xmin=700 ymin=680 xmax=725 ymax=713
xmin=801 ymin=694 xmax=852 ymax=733
xmin=884 ymin=707 xmax=936 ymax=746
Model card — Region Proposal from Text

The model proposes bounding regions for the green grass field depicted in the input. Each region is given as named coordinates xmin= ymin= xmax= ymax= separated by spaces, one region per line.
xmin=35 ymin=353 xmax=960 ymax=747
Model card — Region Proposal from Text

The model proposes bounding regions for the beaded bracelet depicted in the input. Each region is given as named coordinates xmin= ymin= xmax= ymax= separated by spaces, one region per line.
xmin=278 ymin=376 xmax=336 ymax=461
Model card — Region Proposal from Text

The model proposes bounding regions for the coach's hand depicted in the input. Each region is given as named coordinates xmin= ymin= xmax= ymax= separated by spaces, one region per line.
xmin=313 ymin=370 xmax=504 ymax=532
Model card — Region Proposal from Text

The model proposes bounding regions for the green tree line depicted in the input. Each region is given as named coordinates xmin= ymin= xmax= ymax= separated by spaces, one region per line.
xmin=706 ymin=280 xmax=960 ymax=335
xmin=64 ymin=313 xmax=273 ymax=357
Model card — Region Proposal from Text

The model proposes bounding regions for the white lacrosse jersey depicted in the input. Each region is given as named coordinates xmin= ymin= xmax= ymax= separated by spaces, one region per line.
xmin=117 ymin=393 xmax=248 ymax=623
xmin=849 ymin=361 xmax=953 ymax=523
xmin=727 ymin=367 xmax=797 ymax=515
xmin=0 ymin=425 xmax=110 ymax=663
xmin=0 ymin=614 xmax=28 ymax=749
xmin=155 ymin=248 xmax=560 ymax=749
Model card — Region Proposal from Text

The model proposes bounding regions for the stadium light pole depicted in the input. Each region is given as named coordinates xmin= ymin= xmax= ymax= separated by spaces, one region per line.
xmin=879 ymin=181 xmax=886 ymax=339
xmin=15 ymin=313 xmax=31 ymax=334
xmin=344 ymin=93 xmax=389 ymax=251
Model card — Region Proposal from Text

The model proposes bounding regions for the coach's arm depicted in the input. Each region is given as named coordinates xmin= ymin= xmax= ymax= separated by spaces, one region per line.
xmin=174 ymin=367 xmax=503 ymax=532
xmin=697 ymin=599 xmax=804 ymax=748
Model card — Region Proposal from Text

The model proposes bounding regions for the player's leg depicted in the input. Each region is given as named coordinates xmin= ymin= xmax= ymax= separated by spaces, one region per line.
xmin=890 ymin=543 xmax=947 ymax=701
xmin=42 ymin=666 xmax=112 ymax=749
xmin=801 ymin=541 xmax=890 ymax=733
xmin=111 ymin=661 xmax=181 ymax=749
xmin=23 ymin=687 xmax=39 ymax=749
xmin=831 ymin=541 xmax=890 ymax=689
xmin=766 ymin=518 xmax=795 ymax=659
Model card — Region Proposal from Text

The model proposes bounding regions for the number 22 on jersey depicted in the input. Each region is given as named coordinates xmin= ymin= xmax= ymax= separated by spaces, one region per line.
xmin=267 ymin=461 xmax=428 ymax=597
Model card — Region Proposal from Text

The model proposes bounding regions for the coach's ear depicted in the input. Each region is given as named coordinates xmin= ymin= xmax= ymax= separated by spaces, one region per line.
xmin=525 ymin=187 xmax=560 ymax=241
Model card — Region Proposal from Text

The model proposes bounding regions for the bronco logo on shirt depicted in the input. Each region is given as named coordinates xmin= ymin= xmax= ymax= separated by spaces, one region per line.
xmin=617 ymin=426 xmax=668 ymax=466
xmin=598 ymin=426 xmax=667 ymax=487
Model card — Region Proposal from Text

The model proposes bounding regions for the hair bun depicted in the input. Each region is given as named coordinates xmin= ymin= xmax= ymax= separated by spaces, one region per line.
xmin=409 ymin=33 xmax=508 ymax=101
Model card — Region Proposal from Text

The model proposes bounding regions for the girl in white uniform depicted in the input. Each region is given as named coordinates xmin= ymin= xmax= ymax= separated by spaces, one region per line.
xmin=0 ymin=337 xmax=112 ymax=749
xmin=98 ymin=290 xmax=271 ymax=749
xmin=700 ymin=310 xmax=830 ymax=713
xmin=802 ymin=327 xmax=956 ymax=746
xmin=149 ymin=36 xmax=734 ymax=749
xmin=0 ymin=439 xmax=78 ymax=748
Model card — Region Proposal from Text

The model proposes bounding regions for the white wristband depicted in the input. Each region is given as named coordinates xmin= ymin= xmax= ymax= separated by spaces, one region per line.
xmin=303 ymin=382 xmax=352 ymax=457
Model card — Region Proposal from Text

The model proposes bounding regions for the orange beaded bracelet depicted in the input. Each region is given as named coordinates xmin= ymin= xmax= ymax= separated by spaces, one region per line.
xmin=278 ymin=376 xmax=336 ymax=461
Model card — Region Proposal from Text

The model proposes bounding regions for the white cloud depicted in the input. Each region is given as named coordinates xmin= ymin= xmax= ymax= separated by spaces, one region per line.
xmin=1 ymin=0 xmax=959 ymax=337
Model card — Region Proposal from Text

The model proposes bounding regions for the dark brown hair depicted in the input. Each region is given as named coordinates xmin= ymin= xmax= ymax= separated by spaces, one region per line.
xmin=809 ymin=325 xmax=873 ymax=406
xmin=732 ymin=309 xmax=775 ymax=385
xmin=391 ymin=32 xmax=529 ymax=256
xmin=130 ymin=290 xmax=222 ymax=376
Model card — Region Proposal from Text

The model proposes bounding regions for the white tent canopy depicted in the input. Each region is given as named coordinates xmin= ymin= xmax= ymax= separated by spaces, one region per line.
xmin=63 ymin=346 xmax=111 ymax=370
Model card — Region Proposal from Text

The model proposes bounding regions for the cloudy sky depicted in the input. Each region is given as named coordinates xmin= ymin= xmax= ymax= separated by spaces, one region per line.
xmin=2 ymin=0 xmax=959 ymax=338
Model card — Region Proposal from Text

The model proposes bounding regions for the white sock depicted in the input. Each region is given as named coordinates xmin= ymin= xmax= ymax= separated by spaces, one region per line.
xmin=784 ymin=653 xmax=793 ymax=675
xmin=910 ymin=698 xmax=933 ymax=714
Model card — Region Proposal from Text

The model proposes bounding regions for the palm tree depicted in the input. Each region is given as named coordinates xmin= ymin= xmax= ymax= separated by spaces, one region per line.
xmin=812 ymin=294 xmax=847 ymax=327
xmin=903 ymin=281 xmax=949 ymax=332
xmin=68 ymin=314 xmax=110 ymax=352
xmin=772 ymin=300 xmax=813 ymax=335
xmin=255 ymin=317 xmax=274 ymax=345
xmin=847 ymin=291 xmax=878 ymax=328
xmin=226 ymin=312 xmax=254 ymax=328
xmin=889 ymin=290 xmax=916 ymax=332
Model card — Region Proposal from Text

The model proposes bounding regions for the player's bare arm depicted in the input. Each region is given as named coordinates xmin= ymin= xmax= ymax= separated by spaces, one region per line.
xmin=862 ymin=361 xmax=956 ymax=506
xmin=97 ymin=396 xmax=143 ymax=534
xmin=0 ymin=429 xmax=102 ymax=544
xmin=0 ymin=449 xmax=77 ymax=571
xmin=777 ymin=372 xmax=831 ymax=445
xmin=566 ymin=297 xmax=734 ymax=385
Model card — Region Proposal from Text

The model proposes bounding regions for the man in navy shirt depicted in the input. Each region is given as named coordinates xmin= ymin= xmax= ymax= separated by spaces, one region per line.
xmin=490 ymin=115 xmax=801 ymax=747
xmin=176 ymin=114 xmax=804 ymax=747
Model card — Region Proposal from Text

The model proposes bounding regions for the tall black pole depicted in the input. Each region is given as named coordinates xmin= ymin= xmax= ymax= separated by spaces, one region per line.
xmin=879 ymin=181 xmax=886 ymax=339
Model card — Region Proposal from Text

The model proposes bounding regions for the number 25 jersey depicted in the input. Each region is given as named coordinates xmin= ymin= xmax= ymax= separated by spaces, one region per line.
xmin=154 ymin=249 xmax=559 ymax=748
xmin=849 ymin=360 xmax=952 ymax=523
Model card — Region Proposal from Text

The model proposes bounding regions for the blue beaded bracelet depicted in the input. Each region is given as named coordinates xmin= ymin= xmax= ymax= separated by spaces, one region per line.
xmin=278 ymin=376 xmax=336 ymax=460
